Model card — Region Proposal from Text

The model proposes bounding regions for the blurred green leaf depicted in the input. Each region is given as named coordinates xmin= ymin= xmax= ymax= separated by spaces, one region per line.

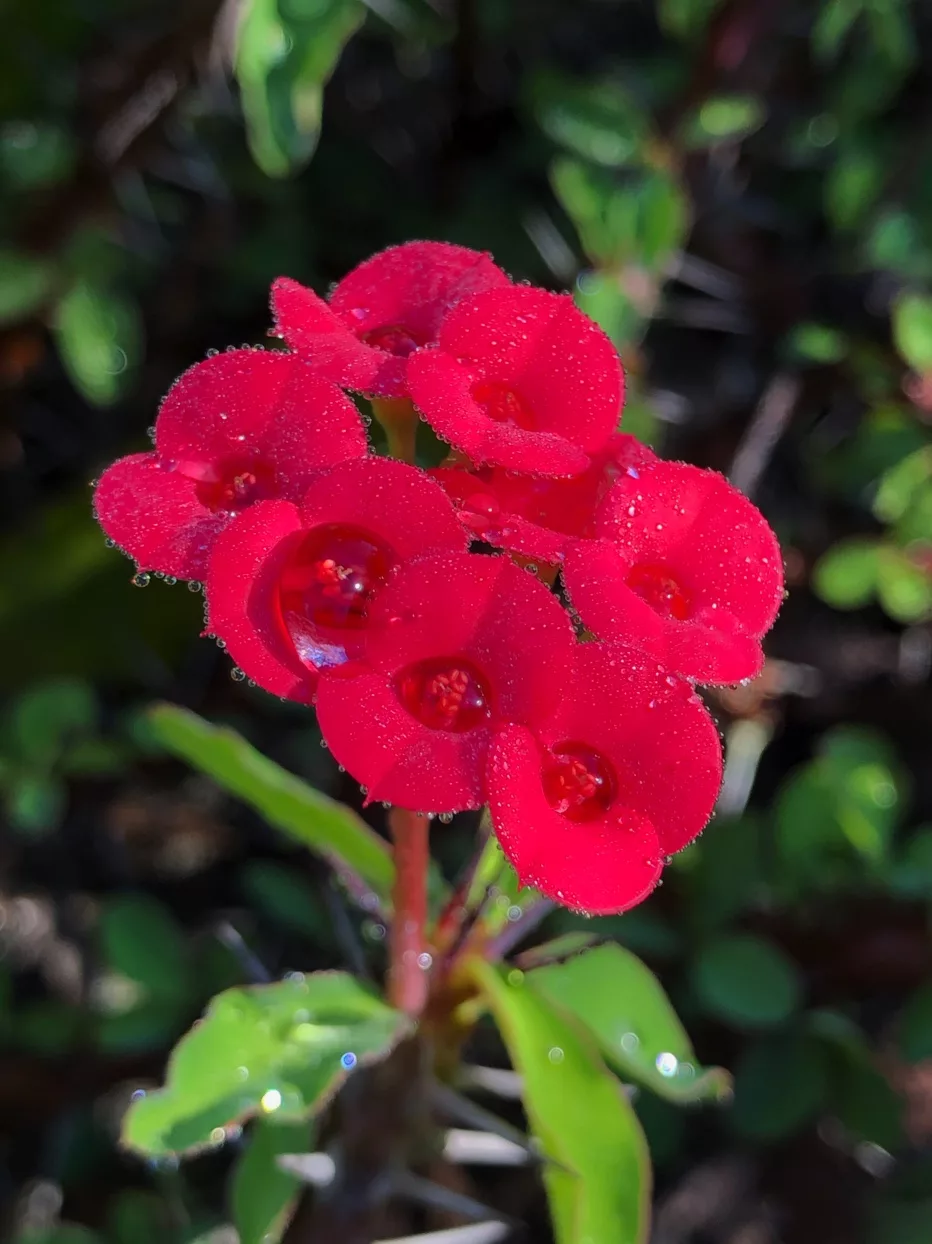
xmin=825 ymin=146 xmax=884 ymax=232
xmin=681 ymin=95 xmax=765 ymax=147
xmin=0 ymin=249 xmax=55 ymax=325
xmin=873 ymin=448 xmax=932 ymax=524
xmin=235 ymin=0 xmax=365 ymax=178
xmin=96 ymin=998 xmax=189 ymax=1053
xmin=122 ymin=973 xmax=408 ymax=1156
xmin=232 ymin=1117 xmax=314 ymax=1244
xmin=106 ymin=1190 xmax=174 ymax=1244
xmin=812 ymin=0 xmax=863 ymax=63
xmin=241 ymin=861 xmax=331 ymax=941
xmin=52 ymin=281 xmax=142 ymax=407
xmin=11 ymin=677 xmax=97 ymax=766
xmin=681 ymin=815 xmax=765 ymax=930
xmin=812 ymin=538 xmax=882 ymax=610
xmin=533 ymin=73 xmax=648 ymax=167
xmin=692 ymin=934 xmax=801 ymax=1030
xmin=574 ymin=270 xmax=646 ymax=348
xmin=529 ymin=943 xmax=730 ymax=1103
xmin=634 ymin=1093 xmax=686 ymax=1167
xmin=99 ymin=895 xmax=191 ymax=1003
xmin=657 ymin=0 xmax=725 ymax=41
xmin=898 ymin=983 xmax=932 ymax=1064
xmin=787 ymin=323 xmax=849 ymax=365
xmin=876 ymin=547 xmax=932 ymax=623
xmin=473 ymin=960 xmax=650 ymax=1244
xmin=0 ymin=120 xmax=76 ymax=188
xmin=811 ymin=1009 xmax=904 ymax=1148
xmin=146 ymin=704 xmax=395 ymax=903
xmin=6 ymin=773 xmax=66 ymax=835
xmin=888 ymin=826 xmax=932 ymax=897
xmin=893 ymin=293 xmax=932 ymax=372
xmin=732 ymin=1033 xmax=828 ymax=1140
xmin=866 ymin=211 xmax=932 ymax=280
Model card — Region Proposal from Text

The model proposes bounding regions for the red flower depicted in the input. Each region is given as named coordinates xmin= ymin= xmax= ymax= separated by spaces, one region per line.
xmin=562 ymin=461 xmax=784 ymax=684
xmin=432 ymin=433 xmax=655 ymax=564
xmin=271 ymin=242 xmax=510 ymax=399
xmin=205 ymin=458 xmax=468 ymax=702
xmin=93 ymin=350 xmax=366 ymax=581
xmin=488 ymin=642 xmax=723 ymax=915
xmin=405 ymin=286 xmax=624 ymax=476
xmin=315 ymin=552 xmax=576 ymax=811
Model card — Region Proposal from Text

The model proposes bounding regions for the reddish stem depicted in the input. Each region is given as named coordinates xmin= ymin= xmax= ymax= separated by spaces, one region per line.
xmin=387 ymin=808 xmax=431 ymax=1018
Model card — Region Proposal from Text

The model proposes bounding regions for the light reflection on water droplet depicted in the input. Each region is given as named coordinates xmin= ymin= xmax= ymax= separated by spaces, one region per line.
xmin=655 ymin=1051 xmax=679 ymax=1077
xmin=261 ymin=1088 xmax=282 ymax=1112
xmin=620 ymin=1032 xmax=640 ymax=1052
xmin=341 ymin=1051 xmax=357 ymax=1069
xmin=548 ymin=1047 xmax=565 ymax=1064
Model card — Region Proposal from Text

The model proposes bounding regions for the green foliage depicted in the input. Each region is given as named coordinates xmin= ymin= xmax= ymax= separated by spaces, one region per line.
xmin=0 ymin=248 xmax=56 ymax=324
xmin=893 ymin=293 xmax=932 ymax=372
xmin=680 ymin=95 xmax=765 ymax=147
xmin=731 ymin=1033 xmax=828 ymax=1140
xmin=533 ymin=72 xmax=649 ymax=168
xmin=813 ymin=537 xmax=883 ymax=609
xmin=232 ymin=1118 xmax=314 ymax=1244
xmin=146 ymin=704 xmax=395 ymax=901
xmin=235 ymin=0 xmax=365 ymax=177
xmin=53 ymin=281 xmax=142 ymax=407
xmin=474 ymin=960 xmax=650 ymax=1244
xmin=122 ymin=973 xmax=409 ymax=1155
xmin=691 ymin=934 xmax=801 ymax=1029
xmin=528 ymin=944 xmax=730 ymax=1103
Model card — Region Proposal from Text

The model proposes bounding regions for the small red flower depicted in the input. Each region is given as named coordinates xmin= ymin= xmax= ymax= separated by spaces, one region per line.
xmin=315 ymin=552 xmax=576 ymax=811
xmin=405 ymin=286 xmax=624 ymax=476
xmin=562 ymin=461 xmax=784 ymax=684
xmin=205 ymin=458 xmax=468 ymax=702
xmin=432 ymin=433 xmax=655 ymax=564
xmin=488 ymin=642 xmax=723 ymax=914
xmin=271 ymin=242 xmax=510 ymax=399
xmin=93 ymin=350 xmax=366 ymax=581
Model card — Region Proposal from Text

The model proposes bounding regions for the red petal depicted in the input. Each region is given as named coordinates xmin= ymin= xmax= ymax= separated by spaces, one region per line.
xmin=315 ymin=552 xmax=575 ymax=810
xmin=205 ymin=500 xmax=314 ymax=702
xmin=316 ymin=666 xmax=492 ymax=810
xmin=406 ymin=286 xmax=623 ymax=473
xmin=298 ymin=457 xmax=468 ymax=560
xmin=488 ymin=724 xmax=663 ymax=915
xmin=156 ymin=348 xmax=367 ymax=479
xmin=597 ymin=460 xmax=784 ymax=637
xmin=94 ymin=453 xmax=229 ymax=580
xmin=562 ymin=539 xmax=765 ymax=684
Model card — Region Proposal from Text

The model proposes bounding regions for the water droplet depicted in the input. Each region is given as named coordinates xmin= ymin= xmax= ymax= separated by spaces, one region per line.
xmin=132 ymin=572 xmax=150 ymax=588
xmin=187 ymin=580 xmax=202 ymax=593
xmin=261 ymin=1088 xmax=282 ymax=1112
xmin=230 ymin=667 xmax=246 ymax=682
xmin=542 ymin=742 xmax=616 ymax=821
xmin=341 ymin=1051 xmax=358 ymax=1069
xmin=417 ymin=952 xmax=433 ymax=970
xmin=620 ymin=1031 xmax=640 ymax=1052
xmin=655 ymin=1052 xmax=679 ymax=1077
xmin=104 ymin=538 xmax=116 ymax=548
xmin=438 ymin=811 xmax=454 ymax=824
xmin=548 ymin=1047 xmax=565 ymax=1064
xmin=506 ymin=904 xmax=523 ymax=922
xmin=507 ymin=969 xmax=525 ymax=987
xmin=395 ymin=656 xmax=492 ymax=732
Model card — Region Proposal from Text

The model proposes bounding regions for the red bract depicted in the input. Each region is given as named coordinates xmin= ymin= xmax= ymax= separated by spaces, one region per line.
xmin=271 ymin=242 xmax=510 ymax=399
xmin=315 ymin=552 xmax=576 ymax=811
xmin=406 ymin=286 xmax=624 ymax=476
xmin=562 ymin=461 xmax=784 ymax=684
xmin=93 ymin=350 xmax=367 ymax=581
xmin=488 ymin=642 xmax=723 ymax=914
xmin=432 ymin=433 xmax=655 ymax=564
xmin=205 ymin=458 xmax=468 ymax=702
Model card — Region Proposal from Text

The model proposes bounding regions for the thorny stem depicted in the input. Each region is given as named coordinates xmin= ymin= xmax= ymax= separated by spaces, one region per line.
xmin=387 ymin=807 xmax=431 ymax=1018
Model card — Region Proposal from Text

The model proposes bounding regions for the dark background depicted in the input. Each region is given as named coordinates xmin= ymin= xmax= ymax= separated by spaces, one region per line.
xmin=2 ymin=0 xmax=932 ymax=1241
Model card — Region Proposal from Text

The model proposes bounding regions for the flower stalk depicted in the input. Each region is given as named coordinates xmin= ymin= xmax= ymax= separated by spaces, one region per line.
xmin=387 ymin=807 xmax=431 ymax=1018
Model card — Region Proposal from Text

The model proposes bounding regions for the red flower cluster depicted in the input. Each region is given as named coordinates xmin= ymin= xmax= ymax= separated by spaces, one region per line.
xmin=94 ymin=242 xmax=784 ymax=915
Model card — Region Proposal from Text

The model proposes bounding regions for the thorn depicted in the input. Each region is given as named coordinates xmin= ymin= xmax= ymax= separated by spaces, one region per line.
xmin=443 ymin=1129 xmax=531 ymax=1166
xmin=432 ymin=1083 xmax=530 ymax=1152
xmin=372 ymin=1222 xmax=512 ymax=1244
xmin=457 ymin=1066 xmax=523 ymax=1100
xmin=277 ymin=1152 xmax=336 ymax=1187
xmin=391 ymin=1171 xmax=514 ymax=1227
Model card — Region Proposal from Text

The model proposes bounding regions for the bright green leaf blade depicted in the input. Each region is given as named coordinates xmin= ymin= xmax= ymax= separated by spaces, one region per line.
xmin=893 ymin=293 xmax=932 ymax=372
xmin=146 ymin=703 xmax=394 ymax=901
xmin=52 ymin=281 xmax=142 ymax=406
xmin=876 ymin=548 xmax=932 ymax=623
xmin=528 ymin=944 xmax=730 ymax=1103
xmin=232 ymin=1117 xmax=314 ymax=1244
xmin=122 ymin=972 xmax=409 ymax=1156
xmin=473 ymin=959 xmax=650 ymax=1244
xmin=691 ymin=933 xmax=801 ymax=1030
xmin=812 ymin=538 xmax=882 ymax=610
xmin=98 ymin=894 xmax=192 ymax=1003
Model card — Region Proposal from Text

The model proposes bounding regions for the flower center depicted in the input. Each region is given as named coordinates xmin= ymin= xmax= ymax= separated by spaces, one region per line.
xmin=626 ymin=562 xmax=692 ymax=621
xmin=541 ymin=742 xmax=617 ymax=822
xmin=277 ymin=523 xmax=396 ymax=639
xmin=470 ymin=380 xmax=536 ymax=430
xmin=182 ymin=455 xmax=276 ymax=512
xmin=360 ymin=324 xmax=424 ymax=357
xmin=395 ymin=657 xmax=493 ymax=733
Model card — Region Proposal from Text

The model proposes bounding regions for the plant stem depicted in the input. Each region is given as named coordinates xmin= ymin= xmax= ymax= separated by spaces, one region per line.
xmin=387 ymin=807 xmax=431 ymax=1017
xmin=371 ymin=397 xmax=418 ymax=464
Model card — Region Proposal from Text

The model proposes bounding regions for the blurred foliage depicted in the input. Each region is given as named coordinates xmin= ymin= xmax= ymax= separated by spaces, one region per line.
xmin=3 ymin=0 xmax=932 ymax=1239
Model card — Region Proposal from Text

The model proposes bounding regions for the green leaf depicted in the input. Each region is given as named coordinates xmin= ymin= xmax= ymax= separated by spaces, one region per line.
xmin=528 ymin=944 xmax=730 ymax=1103
xmin=732 ymin=1033 xmax=828 ymax=1140
xmin=893 ymin=293 xmax=932 ymax=372
xmin=6 ymin=774 xmax=66 ymax=835
xmin=106 ymin=1190 xmax=174 ymax=1244
xmin=241 ymin=860 xmax=331 ymax=941
xmin=473 ymin=959 xmax=650 ymax=1244
xmin=121 ymin=972 xmax=409 ymax=1156
xmin=888 ymin=827 xmax=932 ymax=897
xmin=812 ymin=538 xmax=882 ymax=610
xmin=533 ymin=72 xmax=648 ymax=168
xmin=235 ymin=0 xmax=365 ymax=177
xmin=681 ymin=95 xmax=765 ymax=147
xmin=825 ymin=147 xmax=883 ymax=232
xmin=787 ymin=322 xmax=849 ymax=364
xmin=809 ymin=1009 xmax=904 ymax=1149
xmin=681 ymin=814 xmax=765 ymax=930
xmin=52 ymin=281 xmax=142 ymax=406
xmin=232 ymin=1117 xmax=314 ymax=1244
xmin=0 ymin=249 xmax=55 ymax=325
xmin=99 ymin=895 xmax=192 ymax=1003
xmin=11 ymin=677 xmax=98 ymax=765
xmin=812 ymin=0 xmax=863 ymax=63
xmin=0 ymin=121 xmax=76 ymax=189
xmin=146 ymin=704 xmax=394 ymax=902
xmin=691 ymin=934 xmax=801 ymax=1030
xmin=899 ymin=983 xmax=932 ymax=1064
xmin=874 ymin=449 xmax=932 ymax=524
xmin=574 ymin=270 xmax=647 ymax=348
xmin=876 ymin=548 xmax=932 ymax=623
xmin=657 ymin=0 xmax=725 ymax=40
